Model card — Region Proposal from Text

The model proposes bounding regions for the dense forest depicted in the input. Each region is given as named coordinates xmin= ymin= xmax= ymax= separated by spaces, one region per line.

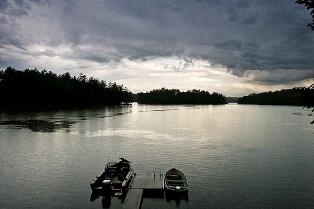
xmin=137 ymin=88 xmax=226 ymax=104
xmin=226 ymin=97 xmax=239 ymax=103
xmin=238 ymin=87 xmax=314 ymax=106
xmin=0 ymin=67 xmax=132 ymax=109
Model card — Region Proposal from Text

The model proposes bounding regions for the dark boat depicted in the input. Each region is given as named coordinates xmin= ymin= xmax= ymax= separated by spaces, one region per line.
xmin=90 ymin=158 xmax=135 ymax=197
xmin=164 ymin=168 xmax=188 ymax=193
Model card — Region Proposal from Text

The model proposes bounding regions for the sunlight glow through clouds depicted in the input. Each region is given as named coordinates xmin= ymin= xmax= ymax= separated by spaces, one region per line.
xmin=1 ymin=0 xmax=313 ymax=96
xmin=1 ymin=42 xmax=311 ymax=96
xmin=88 ymin=57 xmax=265 ymax=96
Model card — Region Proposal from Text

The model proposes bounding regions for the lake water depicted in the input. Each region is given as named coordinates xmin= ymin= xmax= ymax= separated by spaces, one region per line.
xmin=0 ymin=104 xmax=313 ymax=209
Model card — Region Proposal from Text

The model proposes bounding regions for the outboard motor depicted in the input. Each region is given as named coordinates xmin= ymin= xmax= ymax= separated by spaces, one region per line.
xmin=102 ymin=180 xmax=111 ymax=197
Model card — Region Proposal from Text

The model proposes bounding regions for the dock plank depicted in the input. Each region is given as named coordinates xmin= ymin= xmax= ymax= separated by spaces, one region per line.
xmin=131 ymin=174 xmax=163 ymax=189
xmin=122 ymin=189 xmax=143 ymax=209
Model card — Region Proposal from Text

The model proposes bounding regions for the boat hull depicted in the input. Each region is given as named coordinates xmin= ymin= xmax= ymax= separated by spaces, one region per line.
xmin=164 ymin=168 xmax=188 ymax=194
xmin=90 ymin=158 xmax=135 ymax=197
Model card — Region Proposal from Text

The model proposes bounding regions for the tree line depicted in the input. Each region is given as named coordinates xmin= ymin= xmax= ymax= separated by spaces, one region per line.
xmin=296 ymin=0 xmax=314 ymax=30
xmin=0 ymin=67 xmax=132 ymax=109
xmin=238 ymin=87 xmax=314 ymax=106
xmin=1 ymin=67 xmax=312 ymax=109
xmin=136 ymin=88 xmax=226 ymax=104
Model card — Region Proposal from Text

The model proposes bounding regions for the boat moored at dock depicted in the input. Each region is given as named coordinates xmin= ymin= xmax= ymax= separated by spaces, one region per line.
xmin=90 ymin=158 xmax=135 ymax=197
xmin=90 ymin=163 xmax=189 ymax=208
xmin=164 ymin=168 xmax=188 ymax=193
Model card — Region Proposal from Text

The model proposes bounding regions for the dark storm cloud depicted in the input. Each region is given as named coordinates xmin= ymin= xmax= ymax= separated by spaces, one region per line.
xmin=245 ymin=69 xmax=314 ymax=84
xmin=0 ymin=0 xmax=50 ymax=17
xmin=0 ymin=0 xmax=50 ymax=50
xmin=0 ymin=0 xmax=313 ymax=84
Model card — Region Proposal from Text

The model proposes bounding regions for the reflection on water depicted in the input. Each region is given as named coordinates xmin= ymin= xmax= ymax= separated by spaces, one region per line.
xmin=90 ymin=190 xmax=113 ymax=209
xmin=0 ymin=104 xmax=314 ymax=209
xmin=165 ymin=192 xmax=189 ymax=204
xmin=72 ymin=129 xmax=180 ymax=141
xmin=0 ymin=106 xmax=133 ymax=132
xmin=0 ymin=119 xmax=74 ymax=132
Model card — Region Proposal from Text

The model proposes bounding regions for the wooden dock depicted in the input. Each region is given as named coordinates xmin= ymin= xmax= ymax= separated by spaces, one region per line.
xmin=131 ymin=173 xmax=163 ymax=189
xmin=123 ymin=173 xmax=164 ymax=209
xmin=91 ymin=173 xmax=165 ymax=209
xmin=122 ymin=189 xmax=143 ymax=209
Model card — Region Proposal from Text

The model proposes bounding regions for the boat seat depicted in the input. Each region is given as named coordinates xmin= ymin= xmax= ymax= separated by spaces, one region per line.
xmin=167 ymin=174 xmax=182 ymax=180
xmin=108 ymin=166 xmax=118 ymax=172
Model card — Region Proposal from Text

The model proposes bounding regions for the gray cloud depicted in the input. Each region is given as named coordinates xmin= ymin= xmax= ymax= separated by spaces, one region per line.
xmin=245 ymin=69 xmax=314 ymax=84
xmin=0 ymin=0 xmax=313 ymax=85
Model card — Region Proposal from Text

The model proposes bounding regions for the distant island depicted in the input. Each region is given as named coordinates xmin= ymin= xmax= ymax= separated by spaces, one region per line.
xmin=2 ymin=66 xmax=313 ymax=109
xmin=226 ymin=97 xmax=239 ymax=103
xmin=136 ymin=88 xmax=227 ymax=104
xmin=238 ymin=87 xmax=314 ymax=106
xmin=0 ymin=67 xmax=132 ymax=109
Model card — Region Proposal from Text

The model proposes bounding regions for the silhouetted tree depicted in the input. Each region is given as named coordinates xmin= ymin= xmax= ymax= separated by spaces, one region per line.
xmin=0 ymin=67 xmax=132 ymax=109
xmin=296 ymin=0 xmax=314 ymax=30
xmin=137 ymin=88 xmax=226 ymax=104
xmin=295 ymin=1 xmax=314 ymax=123
xmin=238 ymin=87 xmax=314 ymax=106
xmin=305 ymin=84 xmax=314 ymax=124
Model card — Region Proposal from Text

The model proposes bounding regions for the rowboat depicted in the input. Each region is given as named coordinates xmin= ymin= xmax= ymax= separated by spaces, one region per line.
xmin=164 ymin=168 xmax=188 ymax=193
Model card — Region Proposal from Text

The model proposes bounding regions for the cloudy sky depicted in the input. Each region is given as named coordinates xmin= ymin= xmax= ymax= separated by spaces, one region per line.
xmin=1 ymin=0 xmax=314 ymax=96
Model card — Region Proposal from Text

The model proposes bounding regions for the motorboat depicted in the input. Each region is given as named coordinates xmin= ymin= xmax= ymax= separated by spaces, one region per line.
xmin=90 ymin=158 xmax=135 ymax=197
